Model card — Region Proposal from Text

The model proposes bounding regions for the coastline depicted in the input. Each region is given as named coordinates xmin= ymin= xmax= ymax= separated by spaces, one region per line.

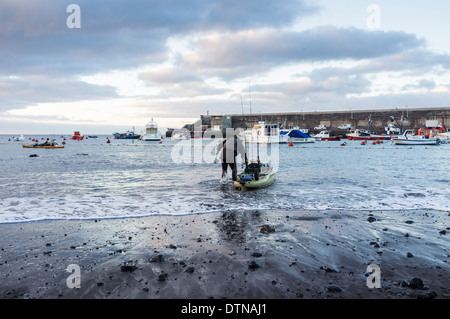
xmin=0 ymin=209 xmax=448 ymax=299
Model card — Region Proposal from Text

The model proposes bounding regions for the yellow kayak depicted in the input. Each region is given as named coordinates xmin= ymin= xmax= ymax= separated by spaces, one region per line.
xmin=22 ymin=145 xmax=65 ymax=149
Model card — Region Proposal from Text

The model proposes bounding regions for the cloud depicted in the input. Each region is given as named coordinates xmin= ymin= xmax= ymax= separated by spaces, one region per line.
xmin=345 ymin=90 xmax=450 ymax=110
xmin=0 ymin=0 xmax=320 ymax=77
xmin=139 ymin=68 xmax=201 ymax=86
xmin=181 ymin=26 xmax=425 ymax=80
xmin=138 ymin=67 xmax=232 ymax=99
xmin=0 ymin=75 xmax=118 ymax=112
xmin=402 ymin=79 xmax=436 ymax=91
xmin=0 ymin=0 xmax=320 ymax=114
xmin=0 ymin=30 xmax=170 ymax=77
xmin=76 ymin=0 xmax=319 ymax=34
xmin=1 ymin=1 xmax=449 ymax=133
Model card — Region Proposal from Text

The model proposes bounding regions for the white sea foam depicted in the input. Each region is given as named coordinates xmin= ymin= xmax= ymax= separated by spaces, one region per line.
xmin=1 ymin=183 xmax=448 ymax=223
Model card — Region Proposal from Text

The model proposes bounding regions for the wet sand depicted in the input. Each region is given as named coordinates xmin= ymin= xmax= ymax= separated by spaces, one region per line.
xmin=0 ymin=209 xmax=449 ymax=300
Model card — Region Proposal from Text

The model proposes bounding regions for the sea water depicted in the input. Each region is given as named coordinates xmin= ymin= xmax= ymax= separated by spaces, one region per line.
xmin=0 ymin=135 xmax=449 ymax=223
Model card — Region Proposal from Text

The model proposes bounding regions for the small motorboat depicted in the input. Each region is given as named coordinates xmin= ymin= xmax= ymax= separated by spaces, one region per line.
xmin=280 ymin=129 xmax=315 ymax=143
xmin=113 ymin=128 xmax=141 ymax=139
xmin=312 ymin=130 xmax=341 ymax=141
xmin=13 ymin=135 xmax=25 ymax=142
xmin=347 ymin=129 xmax=390 ymax=141
xmin=71 ymin=131 xmax=84 ymax=140
xmin=392 ymin=130 xmax=443 ymax=145
xmin=245 ymin=122 xmax=281 ymax=144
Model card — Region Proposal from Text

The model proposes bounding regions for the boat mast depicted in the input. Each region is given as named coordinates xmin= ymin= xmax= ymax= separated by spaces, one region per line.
xmin=249 ymin=85 xmax=252 ymax=115
xmin=368 ymin=113 xmax=373 ymax=131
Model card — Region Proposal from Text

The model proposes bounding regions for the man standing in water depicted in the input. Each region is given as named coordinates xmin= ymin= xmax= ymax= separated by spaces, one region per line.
xmin=215 ymin=128 xmax=246 ymax=182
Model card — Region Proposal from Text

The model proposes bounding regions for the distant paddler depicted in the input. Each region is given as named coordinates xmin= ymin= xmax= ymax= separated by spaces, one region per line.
xmin=42 ymin=138 xmax=51 ymax=146
xmin=215 ymin=128 xmax=246 ymax=182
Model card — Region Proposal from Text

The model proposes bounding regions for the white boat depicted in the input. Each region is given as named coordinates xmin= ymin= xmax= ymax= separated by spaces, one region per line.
xmin=392 ymin=130 xmax=443 ymax=145
xmin=347 ymin=129 xmax=391 ymax=141
xmin=171 ymin=131 xmax=189 ymax=140
xmin=141 ymin=119 xmax=161 ymax=141
xmin=245 ymin=122 xmax=280 ymax=144
xmin=311 ymin=130 xmax=341 ymax=141
xmin=385 ymin=124 xmax=401 ymax=136
xmin=281 ymin=129 xmax=315 ymax=143
xmin=279 ymin=131 xmax=290 ymax=143
xmin=13 ymin=134 xmax=25 ymax=142
xmin=437 ymin=128 xmax=450 ymax=142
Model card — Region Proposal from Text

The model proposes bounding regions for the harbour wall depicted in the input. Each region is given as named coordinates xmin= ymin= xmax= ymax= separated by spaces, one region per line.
xmin=201 ymin=107 xmax=450 ymax=135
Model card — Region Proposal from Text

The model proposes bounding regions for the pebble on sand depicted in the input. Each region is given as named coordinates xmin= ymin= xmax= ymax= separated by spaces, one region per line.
xmin=326 ymin=285 xmax=343 ymax=293
xmin=367 ymin=217 xmax=376 ymax=223
xmin=260 ymin=225 xmax=275 ymax=234
xmin=248 ymin=260 xmax=262 ymax=270
xmin=121 ymin=264 xmax=138 ymax=272
xmin=402 ymin=278 xmax=424 ymax=289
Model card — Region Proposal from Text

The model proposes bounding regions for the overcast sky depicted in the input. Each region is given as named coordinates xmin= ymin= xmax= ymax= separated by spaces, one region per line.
xmin=1 ymin=0 xmax=450 ymax=134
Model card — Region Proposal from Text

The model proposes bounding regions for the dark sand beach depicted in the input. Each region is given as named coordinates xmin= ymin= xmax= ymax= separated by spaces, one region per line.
xmin=0 ymin=209 xmax=448 ymax=300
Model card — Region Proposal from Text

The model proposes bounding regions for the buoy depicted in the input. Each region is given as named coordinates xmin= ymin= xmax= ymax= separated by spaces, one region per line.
xmin=361 ymin=141 xmax=366 ymax=145
xmin=372 ymin=141 xmax=376 ymax=145
xmin=288 ymin=142 xmax=294 ymax=147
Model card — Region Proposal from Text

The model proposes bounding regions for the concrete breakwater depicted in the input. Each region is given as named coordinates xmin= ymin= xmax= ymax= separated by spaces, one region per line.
xmin=200 ymin=107 xmax=450 ymax=135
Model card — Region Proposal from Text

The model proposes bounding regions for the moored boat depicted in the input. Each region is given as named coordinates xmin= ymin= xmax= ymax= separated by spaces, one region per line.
xmin=437 ymin=129 xmax=450 ymax=142
xmin=280 ymin=129 xmax=315 ymax=143
xmin=418 ymin=119 xmax=446 ymax=138
xmin=245 ymin=122 xmax=280 ymax=144
xmin=312 ymin=130 xmax=341 ymax=141
xmin=172 ymin=131 xmax=189 ymax=140
xmin=392 ymin=130 xmax=443 ymax=145
xmin=13 ymin=135 xmax=25 ymax=142
xmin=346 ymin=129 xmax=390 ymax=141
xmin=113 ymin=129 xmax=141 ymax=139
xmin=71 ymin=131 xmax=84 ymax=140
xmin=141 ymin=118 xmax=161 ymax=141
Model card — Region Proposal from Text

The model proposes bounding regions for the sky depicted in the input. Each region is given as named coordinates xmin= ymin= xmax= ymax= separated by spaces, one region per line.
xmin=1 ymin=0 xmax=450 ymax=134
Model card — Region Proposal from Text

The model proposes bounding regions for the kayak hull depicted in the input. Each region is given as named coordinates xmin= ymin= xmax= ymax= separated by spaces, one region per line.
xmin=234 ymin=171 xmax=276 ymax=189
xmin=22 ymin=145 xmax=65 ymax=149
